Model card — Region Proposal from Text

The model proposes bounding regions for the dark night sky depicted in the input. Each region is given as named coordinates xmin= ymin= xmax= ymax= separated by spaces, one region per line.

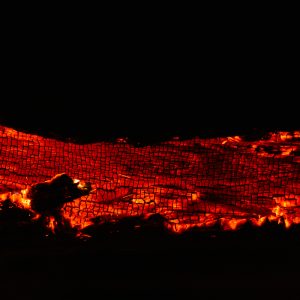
xmin=0 ymin=24 xmax=297 ymax=143
xmin=1 ymin=56 xmax=297 ymax=141
xmin=0 ymin=73 xmax=297 ymax=144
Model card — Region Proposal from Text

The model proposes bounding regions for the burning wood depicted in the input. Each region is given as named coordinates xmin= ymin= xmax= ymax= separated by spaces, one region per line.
xmin=0 ymin=125 xmax=299 ymax=236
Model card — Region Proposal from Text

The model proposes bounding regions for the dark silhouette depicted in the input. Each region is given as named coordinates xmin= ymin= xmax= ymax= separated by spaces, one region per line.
xmin=27 ymin=173 xmax=92 ymax=231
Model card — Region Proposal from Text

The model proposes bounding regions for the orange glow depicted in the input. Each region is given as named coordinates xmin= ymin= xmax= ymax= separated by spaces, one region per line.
xmin=48 ymin=216 xmax=56 ymax=233
xmin=7 ymin=189 xmax=32 ymax=210
xmin=0 ymin=125 xmax=299 ymax=234
xmin=220 ymin=218 xmax=248 ymax=231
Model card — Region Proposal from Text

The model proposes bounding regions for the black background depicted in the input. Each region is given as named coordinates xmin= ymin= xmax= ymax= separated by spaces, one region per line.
xmin=0 ymin=20 xmax=298 ymax=143
xmin=0 ymin=14 xmax=299 ymax=299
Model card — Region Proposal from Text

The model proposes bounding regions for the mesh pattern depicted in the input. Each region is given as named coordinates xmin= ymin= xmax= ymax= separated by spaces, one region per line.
xmin=0 ymin=125 xmax=299 ymax=232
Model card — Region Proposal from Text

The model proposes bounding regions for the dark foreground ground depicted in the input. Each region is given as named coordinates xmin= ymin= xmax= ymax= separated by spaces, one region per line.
xmin=1 ymin=224 xmax=300 ymax=300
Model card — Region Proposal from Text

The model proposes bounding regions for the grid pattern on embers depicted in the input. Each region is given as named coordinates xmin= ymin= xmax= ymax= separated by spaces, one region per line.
xmin=0 ymin=126 xmax=299 ymax=232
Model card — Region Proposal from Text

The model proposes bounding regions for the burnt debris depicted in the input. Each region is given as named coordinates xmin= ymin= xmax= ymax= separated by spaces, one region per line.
xmin=26 ymin=173 xmax=92 ymax=234
xmin=27 ymin=173 xmax=92 ymax=215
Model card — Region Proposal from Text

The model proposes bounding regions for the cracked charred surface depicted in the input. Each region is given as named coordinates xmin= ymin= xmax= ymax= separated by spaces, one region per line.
xmin=0 ymin=125 xmax=299 ymax=233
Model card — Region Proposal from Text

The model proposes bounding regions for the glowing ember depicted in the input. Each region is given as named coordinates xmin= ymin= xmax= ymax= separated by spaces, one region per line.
xmin=0 ymin=125 xmax=299 ymax=234
xmin=1 ymin=188 xmax=32 ymax=210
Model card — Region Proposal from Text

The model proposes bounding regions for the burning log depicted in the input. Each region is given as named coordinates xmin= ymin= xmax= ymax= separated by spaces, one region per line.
xmin=0 ymin=125 xmax=300 ymax=235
